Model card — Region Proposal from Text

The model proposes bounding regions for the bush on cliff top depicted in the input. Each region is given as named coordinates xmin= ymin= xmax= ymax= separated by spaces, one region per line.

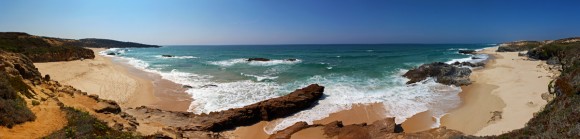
xmin=44 ymin=107 xmax=141 ymax=139
xmin=0 ymin=72 xmax=36 ymax=128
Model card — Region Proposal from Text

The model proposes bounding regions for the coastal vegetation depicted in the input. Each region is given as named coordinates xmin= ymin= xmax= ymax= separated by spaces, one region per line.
xmin=0 ymin=72 xmax=35 ymax=128
xmin=44 ymin=107 xmax=141 ymax=139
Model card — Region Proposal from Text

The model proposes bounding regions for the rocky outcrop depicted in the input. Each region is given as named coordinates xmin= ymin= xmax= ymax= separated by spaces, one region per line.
xmin=452 ymin=61 xmax=485 ymax=67
xmin=270 ymin=117 xmax=463 ymax=139
xmin=458 ymin=50 xmax=476 ymax=54
xmin=403 ymin=62 xmax=472 ymax=86
xmin=125 ymin=84 xmax=324 ymax=138
xmin=497 ymin=41 xmax=543 ymax=52
xmin=269 ymin=122 xmax=318 ymax=139
xmin=247 ymin=58 xmax=298 ymax=62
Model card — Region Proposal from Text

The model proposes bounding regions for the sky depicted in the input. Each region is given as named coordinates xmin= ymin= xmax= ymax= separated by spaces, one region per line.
xmin=1 ymin=0 xmax=579 ymax=45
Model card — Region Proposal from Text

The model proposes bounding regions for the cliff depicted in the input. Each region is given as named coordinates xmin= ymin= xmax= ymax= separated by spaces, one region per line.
xmin=0 ymin=32 xmax=95 ymax=62
xmin=66 ymin=38 xmax=161 ymax=48
xmin=0 ymin=32 xmax=161 ymax=62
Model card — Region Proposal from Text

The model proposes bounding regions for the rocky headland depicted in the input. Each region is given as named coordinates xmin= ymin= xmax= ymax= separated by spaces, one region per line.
xmin=0 ymin=32 xmax=161 ymax=62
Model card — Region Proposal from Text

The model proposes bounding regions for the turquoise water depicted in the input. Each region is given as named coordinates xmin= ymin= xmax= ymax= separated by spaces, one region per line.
xmin=101 ymin=44 xmax=493 ymax=133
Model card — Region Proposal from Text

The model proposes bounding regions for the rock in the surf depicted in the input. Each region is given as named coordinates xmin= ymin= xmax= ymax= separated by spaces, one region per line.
xmin=403 ymin=62 xmax=472 ymax=86
xmin=248 ymin=58 xmax=270 ymax=61
xmin=458 ymin=50 xmax=476 ymax=54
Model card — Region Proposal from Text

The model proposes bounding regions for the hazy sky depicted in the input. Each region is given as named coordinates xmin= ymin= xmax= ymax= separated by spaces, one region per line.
xmin=1 ymin=0 xmax=579 ymax=45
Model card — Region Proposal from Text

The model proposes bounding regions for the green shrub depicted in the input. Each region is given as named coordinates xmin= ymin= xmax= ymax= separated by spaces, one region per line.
xmin=44 ymin=107 xmax=141 ymax=139
xmin=0 ymin=72 xmax=36 ymax=128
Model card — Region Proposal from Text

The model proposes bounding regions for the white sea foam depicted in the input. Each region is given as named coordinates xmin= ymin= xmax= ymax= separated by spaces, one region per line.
xmin=102 ymin=47 xmax=465 ymax=135
xmin=445 ymin=54 xmax=489 ymax=65
xmin=261 ymin=75 xmax=462 ymax=134
xmin=208 ymin=58 xmax=301 ymax=67
xmin=241 ymin=73 xmax=279 ymax=81
xmin=154 ymin=55 xmax=198 ymax=59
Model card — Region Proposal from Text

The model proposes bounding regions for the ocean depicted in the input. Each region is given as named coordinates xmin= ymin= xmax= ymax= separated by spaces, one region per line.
xmin=100 ymin=44 xmax=493 ymax=133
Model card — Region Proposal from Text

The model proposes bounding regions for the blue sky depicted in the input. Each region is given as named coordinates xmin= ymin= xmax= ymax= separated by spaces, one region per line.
xmin=1 ymin=0 xmax=579 ymax=45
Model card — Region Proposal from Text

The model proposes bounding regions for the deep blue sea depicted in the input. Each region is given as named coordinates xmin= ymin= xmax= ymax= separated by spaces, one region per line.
xmin=101 ymin=44 xmax=494 ymax=133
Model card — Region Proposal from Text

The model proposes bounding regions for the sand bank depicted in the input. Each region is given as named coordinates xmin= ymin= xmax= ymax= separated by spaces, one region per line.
xmin=34 ymin=48 xmax=191 ymax=111
xmin=441 ymin=47 xmax=554 ymax=135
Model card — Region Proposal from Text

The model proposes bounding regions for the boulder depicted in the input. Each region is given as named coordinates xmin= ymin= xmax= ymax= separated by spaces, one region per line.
xmin=403 ymin=62 xmax=472 ymax=86
xmin=162 ymin=55 xmax=173 ymax=57
xmin=452 ymin=61 xmax=485 ymax=67
xmin=248 ymin=58 xmax=270 ymax=61
xmin=107 ymin=52 xmax=116 ymax=55
xmin=285 ymin=58 xmax=297 ymax=61
xmin=458 ymin=50 xmax=476 ymax=54
xmin=93 ymin=100 xmax=121 ymax=114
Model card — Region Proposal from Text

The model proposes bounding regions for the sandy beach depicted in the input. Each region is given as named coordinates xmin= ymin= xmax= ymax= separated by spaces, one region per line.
xmin=32 ymin=47 xmax=556 ymax=138
xmin=34 ymin=48 xmax=192 ymax=111
xmin=441 ymin=47 xmax=554 ymax=135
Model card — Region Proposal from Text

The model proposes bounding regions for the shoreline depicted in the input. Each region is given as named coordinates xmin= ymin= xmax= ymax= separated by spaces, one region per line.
xmin=34 ymin=48 xmax=192 ymax=112
xmin=33 ymin=46 xmax=554 ymax=138
xmin=441 ymin=47 xmax=553 ymax=135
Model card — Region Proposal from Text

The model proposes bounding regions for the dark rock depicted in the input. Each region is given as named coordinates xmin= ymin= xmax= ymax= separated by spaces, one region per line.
xmin=201 ymin=84 xmax=217 ymax=88
xmin=107 ymin=52 xmax=116 ymax=55
xmin=452 ymin=61 xmax=485 ymax=67
xmin=394 ymin=124 xmax=404 ymax=133
xmin=458 ymin=50 xmax=476 ymax=54
xmin=403 ymin=62 xmax=472 ymax=86
xmin=93 ymin=100 xmax=121 ymax=114
xmin=162 ymin=55 xmax=173 ymax=57
xmin=88 ymin=94 xmax=99 ymax=100
xmin=182 ymin=85 xmax=193 ymax=88
xmin=44 ymin=74 xmax=50 ymax=81
xmin=472 ymin=57 xmax=482 ymax=59
xmin=248 ymin=58 xmax=270 ymax=61
xmin=285 ymin=58 xmax=297 ymax=61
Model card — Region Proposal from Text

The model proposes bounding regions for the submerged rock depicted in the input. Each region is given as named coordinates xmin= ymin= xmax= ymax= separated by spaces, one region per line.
xmin=161 ymin=55 xmax=173 ymax=57
xmin=403 ymin=62 xmax=472 ymax=86
xmin=247 ymin=58 xmax=270 ymax=61
xmin=285 ymin=58 xmax=297 ymax=61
